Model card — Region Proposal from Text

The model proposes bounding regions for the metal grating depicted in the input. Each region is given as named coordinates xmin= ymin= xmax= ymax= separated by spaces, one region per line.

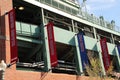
xmin=66 ymin=7 xmax=71 ymax=13
xmin=45 ymin=0 xmax=51 ymax=4
xmin=40 ymin=0 xmax=45 ymax=3
xmin=52 ymin=1 xmax=58 ymax=8
xmin=71 ymin=9 xmax=77 ymax=15
xmin=59 ymin=3 xmax=64 ymax=10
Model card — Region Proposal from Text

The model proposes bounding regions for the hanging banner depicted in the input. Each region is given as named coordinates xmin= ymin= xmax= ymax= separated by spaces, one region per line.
xmin=117 ymin=45 xmax=120 ymax=56
xmin=8 ymin=9 xmax=18 ymax=64
xmin=46 ymin=22 xmax=58 ymax=67
xmin=0 ymin=7 xmax=1 ymax=26
xmin=77 ymin=32 xmax=88 ymax=69
xmin=100 ymin=38 xmax=110 ymax=71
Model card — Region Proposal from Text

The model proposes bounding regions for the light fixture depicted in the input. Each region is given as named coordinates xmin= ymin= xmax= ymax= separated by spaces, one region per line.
xmin=119 ymin=41 xmax=120 ymax=43
xmin=18 ymin=6 xmax=24 ymax=10
xmin=14 ymin=7 xmax=16 ymax=9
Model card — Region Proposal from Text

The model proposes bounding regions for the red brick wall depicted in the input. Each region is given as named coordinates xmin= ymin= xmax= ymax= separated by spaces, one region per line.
xmin=0 ymin=0 xmax=12 ymax=63
xmin=5 ymin=69 xmax=89 ymax=80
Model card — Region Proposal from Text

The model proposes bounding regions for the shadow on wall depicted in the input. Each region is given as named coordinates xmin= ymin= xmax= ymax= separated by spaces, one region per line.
xmin=0 ymin=7 xmax=6 ymax=80
xmin=40 ymin=72 xmax=49 ymax=80
xmin=0 ymin=9 xmax=6 ymax=63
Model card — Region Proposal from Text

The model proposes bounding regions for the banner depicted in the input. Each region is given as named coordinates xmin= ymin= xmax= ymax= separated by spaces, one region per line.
xmin=117 ymin=45 xmax=120 ymax=56
xmin=77 ymin=32 xmax=88 ymax=69
xmin=100 ymin=38 xmax=110 ymax=71
xmin=0 ymin=7 xmax=1 ymax=27
xmin=46 ymin=22 xmax=58 ymax=67
xmin=8 ymin=9 xmax=18 ymax=64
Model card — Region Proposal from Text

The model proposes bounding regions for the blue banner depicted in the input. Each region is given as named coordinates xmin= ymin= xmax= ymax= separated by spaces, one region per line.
xmin=117 ymin=45 xmax=120 ymax=56
xmin=77 ymin=32 xmax=88 ymax=69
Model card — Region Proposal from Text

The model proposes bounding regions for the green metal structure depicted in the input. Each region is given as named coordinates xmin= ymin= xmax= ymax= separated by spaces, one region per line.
xmin=13 ymin=0 xmax=120 ymax=75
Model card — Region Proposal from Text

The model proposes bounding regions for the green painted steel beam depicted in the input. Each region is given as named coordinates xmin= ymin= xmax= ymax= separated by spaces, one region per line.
xmin=54 ymin=26 xmax=118 ymax=56
xmin=17 ymin=36 xmax=43 ymax=44
xmin=96 ymin=42 xmax=106 ymax=76
xmin=54 ymin=27 xmax=75 ymax=46
xmin=41 ymin=8 xmax=51 ymax=72
xmin=74 ymin=35 xmax=83 ymax=75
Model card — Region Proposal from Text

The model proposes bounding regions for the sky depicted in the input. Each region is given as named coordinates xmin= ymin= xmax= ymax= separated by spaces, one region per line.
xmin=78 ymin=0 xmax=120 ymax=28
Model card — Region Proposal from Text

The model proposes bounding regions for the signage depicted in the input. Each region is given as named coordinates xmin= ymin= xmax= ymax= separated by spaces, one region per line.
xmin=100 ymin=38 xmax=110 ymax=71
xmin=8 ymin=9 xmax=18 ymax=64
xmin=46 ymin=22 xmax=58 ymax=67
xmin=77 ymin=32 xmax=88 ymax=69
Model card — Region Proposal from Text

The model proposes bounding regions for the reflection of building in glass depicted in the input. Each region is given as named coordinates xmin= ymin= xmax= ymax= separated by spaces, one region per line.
xmin=0 ymin=0 xmax=120 ymax=80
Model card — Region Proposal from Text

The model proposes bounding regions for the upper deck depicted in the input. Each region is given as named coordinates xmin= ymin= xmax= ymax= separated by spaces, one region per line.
xmin=26 ymin=0 xmax=120 ymax=34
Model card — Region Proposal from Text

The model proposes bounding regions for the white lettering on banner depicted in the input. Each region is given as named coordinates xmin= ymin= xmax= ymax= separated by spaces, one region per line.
xmin=47 ymin=25 xmax=54 ymax=55
xmin=79 ymin=35 xmax=85 ymax=52
xmin=8 ymin=9 xmax=18 ymax=64
xmin=10 ymin=12 xmax=14 ymax=29
xmin=9 ymin=11 xmax=15 ymax=47
xmin=11 ymin=57 xmax=17 ymax=61
xmin=11 ymin=29 xmax=15 ymax=47
xmin=47 ymin=22 xmax=58 ymax=67
xmin=50 ymin=40 xmax=54 ymax=55
xmin=48 ymin=26 xmax=53 ymax=39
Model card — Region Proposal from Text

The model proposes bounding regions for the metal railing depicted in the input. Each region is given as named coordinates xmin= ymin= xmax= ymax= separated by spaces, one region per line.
xmin=36 ymin=0 xmax=79 ymax=15
xmin=16 ymin=21 xmax=41 ymax=38
xmin=78 ymin=11 xmax=120 ymax=33
xmin=35 ymin=0 xmax=120 ymax=33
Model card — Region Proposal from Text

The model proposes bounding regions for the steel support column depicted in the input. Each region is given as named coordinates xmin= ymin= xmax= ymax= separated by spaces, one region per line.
xmin=74 ymin=35 xmax=83 ymax=75
xmin=96 ymin=42 xmax=106 ymax=76
xmin=41 ymin=8 xmax=51 ymax=71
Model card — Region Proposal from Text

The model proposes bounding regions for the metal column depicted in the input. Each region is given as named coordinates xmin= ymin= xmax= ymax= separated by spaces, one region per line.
xmin=93 ymin=27 xmax=97 ymax=39
xmin=96 ymin=42 xmax=106 ymax=75
xmin=71 ymin=20 xmax=75 ymax=32
xmin=41 ymin=8 xmax=51 ymax=71
xmin=74 ymin=35 xmax=83 ymax=75
xmin=115 ymin=46 xmax=120 ymax=71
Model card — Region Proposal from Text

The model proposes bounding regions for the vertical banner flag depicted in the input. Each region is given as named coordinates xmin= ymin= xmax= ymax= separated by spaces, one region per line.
xmin=46 ymin=22 xmax=58 ymax=67
xmin=117 ymin=45 xmax=120 ymax=56
xmin=100 ymin=38 xmax=110 ymax=71
xmin=77 ymin=32 xmax=88 ymax=69
xmin=8 ymin=9 xmax=18 ymax=64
